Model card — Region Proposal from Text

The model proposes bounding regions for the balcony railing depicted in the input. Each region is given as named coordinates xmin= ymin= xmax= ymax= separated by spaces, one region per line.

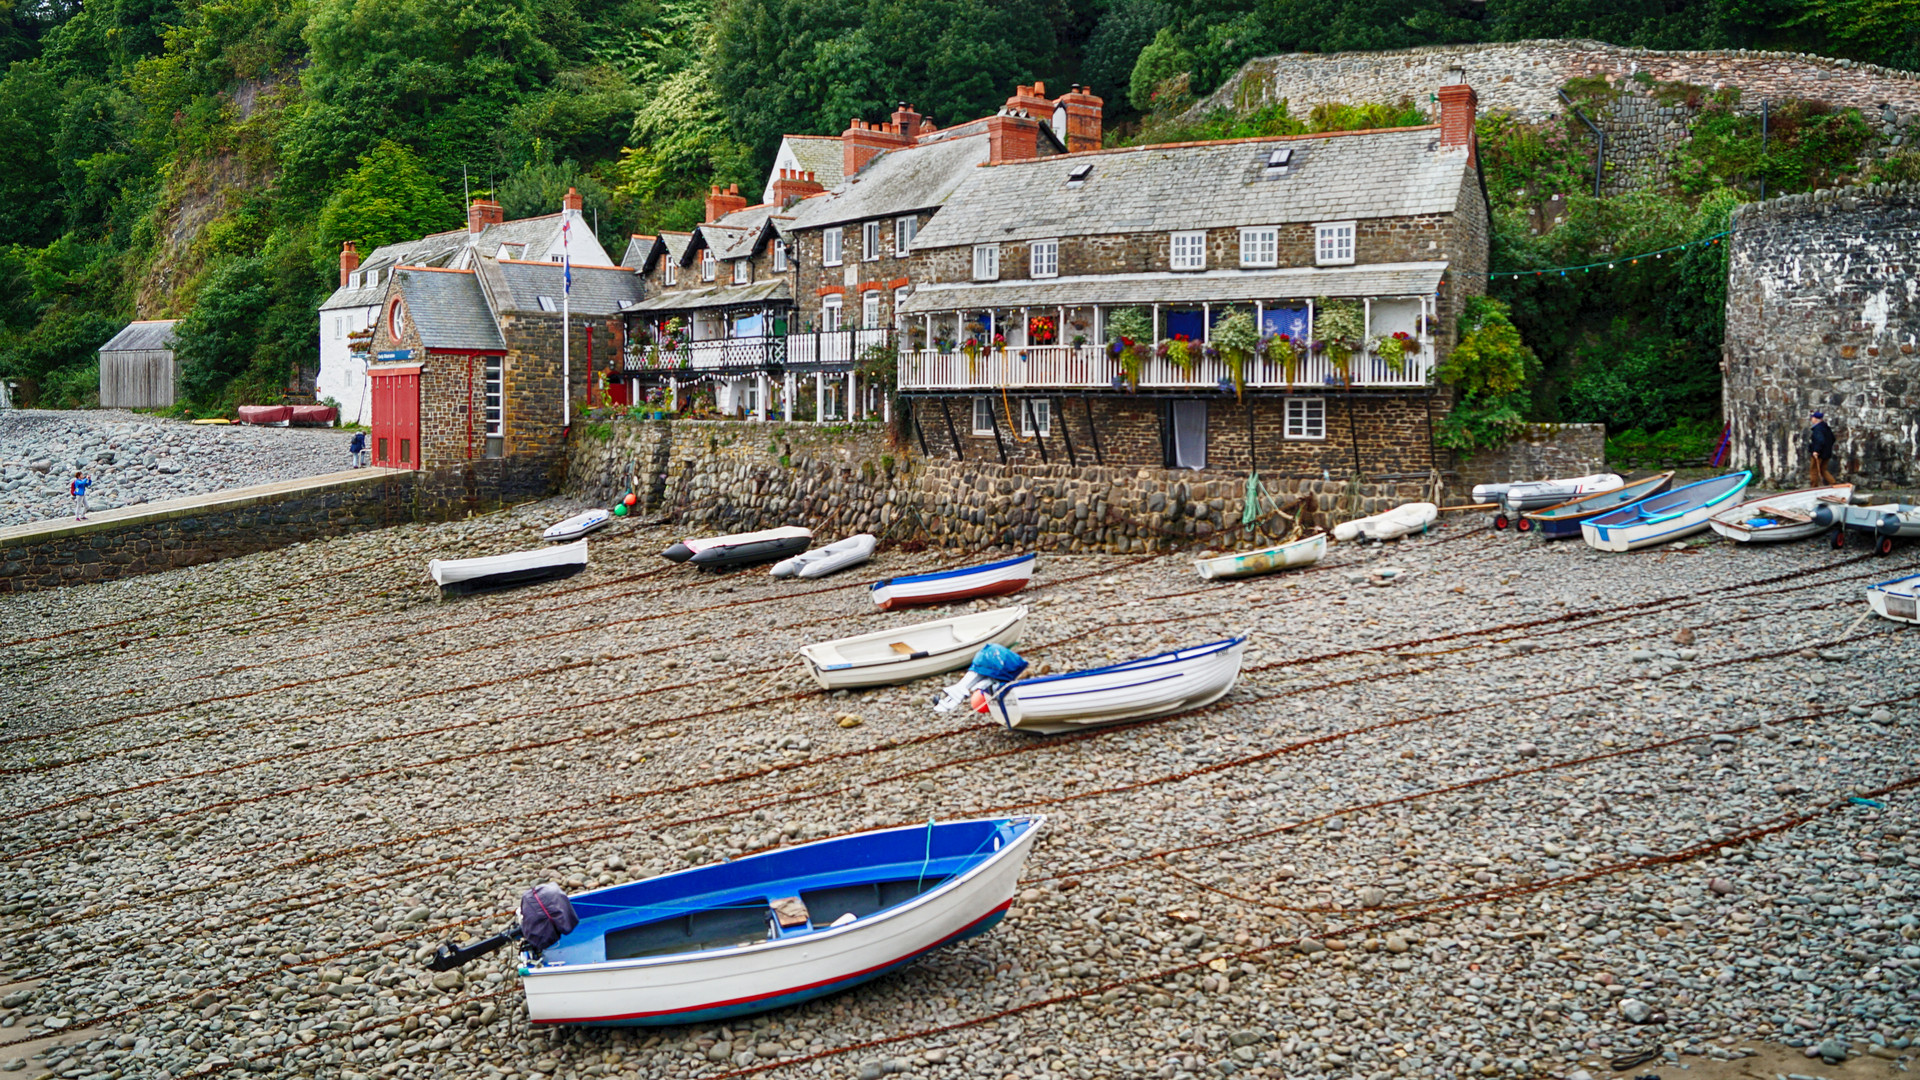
xmin=623 ymin=330 xmax=894 ymax=374
xmin=898 ymin=344 xmax=1432 ymax=391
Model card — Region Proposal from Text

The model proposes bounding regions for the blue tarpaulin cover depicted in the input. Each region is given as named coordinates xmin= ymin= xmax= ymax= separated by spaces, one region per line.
xmin=969 ymin=644 xmax=1028 ymax=682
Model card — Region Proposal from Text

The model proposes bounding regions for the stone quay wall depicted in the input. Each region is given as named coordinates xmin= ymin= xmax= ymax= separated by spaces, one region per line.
xmin=0 ymin=454 xmax=561 ymax=593
xmin=564 ymin=417 xmax=1604 ymax=553
xmin=1724 ymin=185 xmax=1920 ymax=488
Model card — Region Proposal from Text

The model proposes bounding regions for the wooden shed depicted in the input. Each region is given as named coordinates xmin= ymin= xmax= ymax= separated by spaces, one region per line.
xmin=98 ymin=320 xmax=181 ymax=408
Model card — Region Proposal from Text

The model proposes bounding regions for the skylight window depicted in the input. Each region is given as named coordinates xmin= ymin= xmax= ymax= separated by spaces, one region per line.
xmin=1066 ymin=163 xmax=1094 ymax=186
xmin=1265 ymin=148 xmax=1293 ymax=170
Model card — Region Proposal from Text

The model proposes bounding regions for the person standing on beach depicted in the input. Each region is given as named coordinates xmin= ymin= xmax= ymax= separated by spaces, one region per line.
xmin=1808 ymin=411 xmax=1839 ymax=486
xmin=70 ymin=470 xmax=92 ymax=520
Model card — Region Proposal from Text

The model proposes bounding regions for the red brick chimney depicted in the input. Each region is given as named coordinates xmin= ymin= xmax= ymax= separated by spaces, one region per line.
xmin=468 ymin=198 xmax=504 ymax=235
xmin=339 ymin=241 xmax=360 ymax=288
xmin=563 ymin=186 xmax=584 ymax=211
xmin=1056 ymin=84 xmax=1104 ymax=154
xmin=1438 ymin=78 xmax=1478 ymax=165
xmin=986 ymin=83 xmax=1053 ymax=166
xmin=770 ymin=169 xmax=826 ymax=208
xmin=890 ymin=102 xmax=923 ymax=141
xmin=704 ymin=183 xmax=749 ymax=223
xmin=842 ymin=118 xmax=911 ymax=178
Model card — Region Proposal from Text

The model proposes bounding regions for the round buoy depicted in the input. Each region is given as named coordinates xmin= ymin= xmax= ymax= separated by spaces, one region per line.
xmin=613 ymin=503 xmax=629 ymax=517
xmin=623 ymin=492 xmax=638 ymax=507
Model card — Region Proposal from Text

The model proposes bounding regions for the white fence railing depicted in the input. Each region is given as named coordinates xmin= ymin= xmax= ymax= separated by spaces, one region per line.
xmin=623 ymin=330 xmax=895 ymax=373
xmin=898 ymin=344 xmax=1432 ymax=390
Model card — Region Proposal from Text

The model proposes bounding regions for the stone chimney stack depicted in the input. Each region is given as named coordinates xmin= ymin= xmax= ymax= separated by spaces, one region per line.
xmin=770 ymin=169 xmax=826 ymax=208
xmin=562 ymin=186 xmax=584 ymax=211
xmin=890 ymin=102 xmax=923 ymax=141
xmin=468 ymin=198 xmax=504 ymax=235
xmin=986 ymin=83 xmax=1051 ymax=165
xmin=704 ymin=183 xmax=749 ymax=223
xmin=1438 ymin=75 xmax=1478 ymax=165
xmin=1055 ymin=84 xmax=1104 ymax=154
xmin=841 ymin=118 xmax=912 ymax=178
xmin=339 ymin=241 xmax=360 ymax=288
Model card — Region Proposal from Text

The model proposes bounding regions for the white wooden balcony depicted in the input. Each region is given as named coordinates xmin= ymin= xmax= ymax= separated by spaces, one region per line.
xmin=622 ymin=329 xmax=895 ymax=374
xmin=898 ymin=343 xmax=1432 ymax=391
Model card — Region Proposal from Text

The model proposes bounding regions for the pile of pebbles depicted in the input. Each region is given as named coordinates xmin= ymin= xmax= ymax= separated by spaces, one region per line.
xmin=0 ymin=503 xmax=1914 ymax=1080
xmin=0 ymin=409 xmax=352 ymax=527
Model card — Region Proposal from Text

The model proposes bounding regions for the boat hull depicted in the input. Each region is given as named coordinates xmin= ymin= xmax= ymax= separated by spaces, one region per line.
xmin=1494 ymin=473 xmax=1623 ymax=515
xmin=1522 ymin=472 xmax=1675 ymax=540
xmin=1706 ymin=485 xmax=1853 ymax=543
xmin=688 ymin=535 xmax=813 ymax=568
xmin=1867 ymin=573 xmax=1920 ymax=624
xmin=1194 ymin=533 xmax=1326 ymax=580
xmin=520 ymin=818 xmax=1042 ymax=1026
xmin=799 ymin=606 xmax=1028 ymax=690
xmin=772 ymin=534 xmax=877 ymax=579
xmin=990 ymin=636 xmax=1247 ymax=734
xmin=429 ymin=540 xmax=588 ymax=592
xmin=1581 ymin=473 xmax=1751 ymax=552
xmin=1814 ymin=502 xmax=1920 ymax=538
xmin=871 ymin=554 xmax=1035 ymax=611
xmin=1332 ymin=503 xmax=1437 ymax=542
xmin=544 ymin=509 xmax=612 ymax=542
xmin=662 ymin=526 xmax=813 ymax=564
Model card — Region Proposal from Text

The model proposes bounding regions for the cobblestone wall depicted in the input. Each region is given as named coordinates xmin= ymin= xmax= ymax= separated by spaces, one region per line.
xmin=1445 ymin=423 xmax=1609 ymax=488
xmin=1724 ymin=185 xmax=1920 ymax=488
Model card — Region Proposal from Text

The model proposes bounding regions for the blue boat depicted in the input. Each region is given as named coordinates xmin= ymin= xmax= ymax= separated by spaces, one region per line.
xmin=1520 ymin=471 xmax=1675 ymax=539
xmin=517 ymin=817 xmax=1042 ymax=1026
xmin=1582 ymin=472 xmax=1752 ymax=551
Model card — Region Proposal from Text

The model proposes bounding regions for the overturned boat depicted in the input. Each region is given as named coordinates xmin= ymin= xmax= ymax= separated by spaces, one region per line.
xmin=429 ymin=540 xmax=588 ymax=593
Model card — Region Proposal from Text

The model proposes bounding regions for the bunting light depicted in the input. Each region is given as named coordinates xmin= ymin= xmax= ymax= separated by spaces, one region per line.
xmin=1487 ymin=229 xmax=1733 ymax=281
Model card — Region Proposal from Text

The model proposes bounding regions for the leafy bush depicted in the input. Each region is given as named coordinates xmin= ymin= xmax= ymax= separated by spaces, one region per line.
xmin=1559 ymin=326 xmax=1719 ymax=433
xmin=1118 ymin=97 xmax=1424 ymax=149
xmin=1435 ymin=296 xmax=1539 ymax=454
xmin=173 ymin=257 xmax=272 ymax=407
xmin=1672 ymin=99 xmax=1874 ymax=197
xmin=1605 ymin=417 xmax=1725 ymax=468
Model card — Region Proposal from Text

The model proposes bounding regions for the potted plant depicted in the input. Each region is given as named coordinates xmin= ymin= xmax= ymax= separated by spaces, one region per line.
xmin=1262 ymin=333 xmax=1300 ymax=388
xmin=1103 ymin=307 xmax=1153 ymax=388
xmin=1029 ymin=315 xmax=1056 ymax=345
xmin=1313 ymin=298 xmax=1365 ymax=386
xmin=1211 ymin=311 xmax=1259 ymax=400
xmin=1070 ymin=334 xmax=1087 ymax=347
xmin=1161 ymin=336 xmax=1193 ymax=372
xmin=1371 ymin=329 xmax=1414 ymax=373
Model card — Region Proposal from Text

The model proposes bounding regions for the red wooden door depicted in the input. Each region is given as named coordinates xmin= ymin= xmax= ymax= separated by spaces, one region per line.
xmin=370 ymin=367 xmax=421 ymax=470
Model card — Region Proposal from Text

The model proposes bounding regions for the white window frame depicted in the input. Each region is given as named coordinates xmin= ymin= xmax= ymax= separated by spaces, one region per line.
xmin=894 ymin=216 xmax=917 ymax=255
xmin=1170 ymin=231 xmax=1206 ymax=271
xmin=972 ymin=244 xmax=1000 ymax=281
xmin=1315 ymin=221 xmax=1356 ymax=266
xmin=483 ymin=355 xmax=504 ymax=437
xmin=773 ymin=239 xmax=787 ymax=272
xmin=333 ymin=315 xmax=342 ymax=340
xmin=862 ymin=221 xmax=880 ymax=261
xmin=861 ymin=291 xmax=881 ymax=329
xmin=701 ymin=250 xmax=716 ymax=281
xmin=822 ymin=227 xmax=843 ymax=266
xmin=1285 ymin=397 xmax=1327 ymax=440
xmin=1018 ymin=398 xmax=1052 ymax=437
xmin=1030 ymin=239 xmax=1059 ymax=279
xmin=663 ymin=260 xmax=676 ymax=286
xmin=1239 ymin=227 xmax=1278 ymax=268
xmin=971 ymin=397 xmax=994 ymax=435
xmin=732 ymin=259 xmax=749 ymax=284
xmin=820 ymin=295 xmax=842 ymax=332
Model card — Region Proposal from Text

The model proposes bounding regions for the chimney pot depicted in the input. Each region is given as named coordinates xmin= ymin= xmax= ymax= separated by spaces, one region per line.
xmin=467 ymin=197 xmax=503 ymax=235
xmin=339 ymin=241 xmax=360 ymax=288
xmin=563 ymin=186 xmax=583 ymax=211
xmin=1437 ymin=81 xmax=1478 ymax=165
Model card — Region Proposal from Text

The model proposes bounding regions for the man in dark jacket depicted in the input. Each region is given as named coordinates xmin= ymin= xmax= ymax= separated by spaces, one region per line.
xmin=1808 ymin=411 xmax=1839 ymax=485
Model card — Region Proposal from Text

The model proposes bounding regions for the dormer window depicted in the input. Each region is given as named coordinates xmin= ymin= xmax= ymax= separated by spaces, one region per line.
xmin=733 ymin=259 xmax=749 ymax=284
xmin=1066 ymin=163 xmax=1093 ymax=186
xmin=538 ymin=296 xmax=558 ymax=312
xmin=664 ymin=260 xmax=677 ymax=286
xmin=701 ymin=250 xmax=716 ymax=281
xmin=773 ymin=239 xmax=787 ymax=272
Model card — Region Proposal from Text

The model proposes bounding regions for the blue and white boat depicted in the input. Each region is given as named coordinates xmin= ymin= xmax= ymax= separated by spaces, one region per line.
xmin=521 ymin=817 xmax=1043 ymax=1026
xmin=1867 ymin=572 xmax=1919 ymax=625
xmin=872 ymin=553 xmax=1035 ymax=610
xmin=544 ymin=507 xmax=612 ymax=542
xmin=1581 ymin=472 xmax=1751 ymax=552
xmin=1521 ymin=471 xmax=1674 ymax=539
xmin=988 ymin=635 xmax=1248 ymax=734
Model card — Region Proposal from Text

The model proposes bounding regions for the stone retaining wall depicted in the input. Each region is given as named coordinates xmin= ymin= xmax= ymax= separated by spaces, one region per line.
xmin=563 ymin=417 xmax=1604 ymax=552
xmin=1724 ymin=185 xmax=1920 ymax=488
xmin=0 ymin=454 xmax=560 ymax=593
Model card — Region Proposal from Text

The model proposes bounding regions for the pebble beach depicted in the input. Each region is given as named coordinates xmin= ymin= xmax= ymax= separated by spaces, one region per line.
xmin=0 ymin=502 xmax=1915 ymax=1080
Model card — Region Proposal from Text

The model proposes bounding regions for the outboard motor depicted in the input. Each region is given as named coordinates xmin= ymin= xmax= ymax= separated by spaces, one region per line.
xmin=425 ymin=883 xmax=578 ymax=971
xmin=932 ymin=644 xmax=1030 ymax=713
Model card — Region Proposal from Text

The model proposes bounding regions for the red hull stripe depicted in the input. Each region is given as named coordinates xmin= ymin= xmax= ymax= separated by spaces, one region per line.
xmin=875 ymin=578 xmax=1029 ymax=612
xmin=535 ymin=899 xmax=1013 ymax=1024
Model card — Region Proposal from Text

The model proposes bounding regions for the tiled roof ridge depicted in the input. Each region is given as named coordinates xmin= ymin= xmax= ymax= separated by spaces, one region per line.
xmin=396 ymin=265 xmax=475 ymax=274
xmin=982 ymin=124 xmax=1442 ymax=167
xmin=497 ymin=258 xmax=634 ymax=271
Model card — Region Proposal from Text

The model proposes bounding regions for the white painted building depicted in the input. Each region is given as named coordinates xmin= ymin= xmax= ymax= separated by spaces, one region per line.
xmin=316 ymin=191 xmax=613 ymax=424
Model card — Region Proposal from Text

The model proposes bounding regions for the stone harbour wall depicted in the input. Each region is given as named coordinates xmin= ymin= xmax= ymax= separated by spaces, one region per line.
xmin=1724 ymin=185 xmax=1920 ymax=488
xmin=563 ymin=417 xmax=1598 ymax=553
xmin=1447 ymin=423 xmax=1609 ymax=490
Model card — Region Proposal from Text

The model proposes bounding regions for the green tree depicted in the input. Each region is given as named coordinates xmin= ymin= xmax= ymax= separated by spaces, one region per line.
xmin=173 ymin=256 xmax=271 ymax=406
xmin=311 ymin=141 xmax=461 ymax=276
xmin=613 ymin=65 xmax=752 ymax=231
xmin=1128 ymin=27 xmax=1189 ymax=113
xmin=498 ymin=155 xmax=617 ymax=246
xmin=1436 ymin=295 xmax=1538 ymax=453
xmin=0 ymin=60 xmax=64 ymax=246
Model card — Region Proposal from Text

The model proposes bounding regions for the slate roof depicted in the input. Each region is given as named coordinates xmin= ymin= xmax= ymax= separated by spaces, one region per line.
xmin=392 ymin=268 xmax=506 ymax=352
xmin=911 ymin=127 xmax=1469 ymax=249
xmin=321 ymin=231 xmax=468 ymax=311
xmin=468 ymin=214 xmax=561 ymax=260
xmin=784 ymin=136 xmax=846 ymax=190
xmin=492 ymin=261 xmax=645 ymax=316
xmin=623 ymin=280 xmax=792 ymax=313
xmin=698 ymin=204 xmax=784 ymax=259
xmin=622 ymin=235 xmax=655 ymax=269
xmin=897 ymin=262 xmax=1449 ymax=314
xmin=786 ymin=133 xmax=990 ymax=231
xmin=99 ymin=320 xmax=180 ymax=352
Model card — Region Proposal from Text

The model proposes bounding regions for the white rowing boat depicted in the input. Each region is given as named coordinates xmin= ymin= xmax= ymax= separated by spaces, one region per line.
xmin=429 ymin=540 xmax=588 ymax=592
xmin=1581 ymin=472 xmax=1751 ymax=552
xmin=797 ymin=606 xmax=1029 ymax=690
xmin=1707 ymin=484 xmax=1853 ymax=543
xmin=1867 ymin=572 xmax=1919 ymax=625
xmin=771 ymin=534 xmax=877 ymax=579
xmin=544 ymin=508 xmax=612 ymax=542
xmin=871 ymin=554 xmax=1035 ymax=611
xmin=1332 ymin=502 xmax=1437 ymax=542
xmin=988 ymin=635 xmax=1248 ymax=734
xmin=1194 ymin=532 xmax=1326 ymax=580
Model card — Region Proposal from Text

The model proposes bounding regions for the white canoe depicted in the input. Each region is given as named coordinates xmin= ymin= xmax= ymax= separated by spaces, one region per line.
xmin=988 ymin=635 xmax=1248 ymax=734
xmin=544 ymin=508 xmax=612 ymax=542
xmin=1194 ymin=532 xmax=1326 ymax=580
xmin=1867 ymin=572 xmax=1919 ymax=624
xmin=1478 ymin=473 xmax=1624 ymax=515
xmin=1332 ymin=502 xmax=1438 ymax=543
xmin=1707 ymin=485 xmax=1854 ymax=543
xmin=1582 ymin=472 xmax=1751 ymax=552
xmin=430 ymin=540 xmax=588 ymax=591
xmin=522 ymin=816 xmax=1042 ymax=1026
xmin=771 ymin=534 xmax=877 ymax=579
xmin=871 ymin=553 xmax=1035 ymax=611
xmin=797 ymin=606 xmax=1028 ymax=690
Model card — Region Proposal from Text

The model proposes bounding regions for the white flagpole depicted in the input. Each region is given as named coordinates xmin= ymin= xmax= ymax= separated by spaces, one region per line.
xmin=562 ymin=214 xmax=572 ymax=427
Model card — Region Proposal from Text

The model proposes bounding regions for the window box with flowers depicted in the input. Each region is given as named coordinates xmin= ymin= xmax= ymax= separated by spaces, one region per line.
xmin=1310 ymin=298 xmax=1365 ymax=384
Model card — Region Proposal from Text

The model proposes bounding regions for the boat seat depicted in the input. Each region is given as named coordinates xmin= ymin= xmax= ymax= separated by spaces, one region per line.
xmin=766 ymin=896 xmax=815 ymax=939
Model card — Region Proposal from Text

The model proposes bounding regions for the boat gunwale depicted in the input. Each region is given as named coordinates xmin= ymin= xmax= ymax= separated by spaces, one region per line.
xmin=797 ymin=606 xmax=1027 ymax=673
xmin=1586 ymin=472 xmax=1750 ymax=530
xmin=871 ymin=553 xmax=1036 ymax=591
xmin=1523 ymin=472 xmax=1675 ymax=522
xmin=991 ymin=634 xmax=1248 ymax=704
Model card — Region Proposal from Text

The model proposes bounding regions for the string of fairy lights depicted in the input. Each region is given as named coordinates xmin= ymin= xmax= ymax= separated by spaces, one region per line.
xmin=1487 ymin=228 xmax=1733 ymax=281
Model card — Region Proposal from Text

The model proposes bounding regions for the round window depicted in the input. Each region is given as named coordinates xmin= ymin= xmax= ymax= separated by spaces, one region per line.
xmin=389 ymin=298 xmax=409 ymax=340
